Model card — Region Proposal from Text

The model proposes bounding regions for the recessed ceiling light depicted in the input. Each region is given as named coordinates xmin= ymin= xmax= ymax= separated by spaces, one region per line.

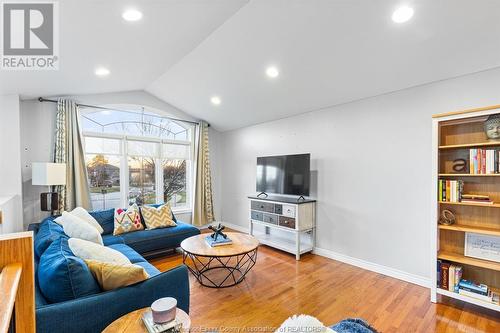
xmin=95 ymin=67 xmax=110 ymax=77
xmin=122 ymin=9 xmax=143 ymax=22
xmin=210 ymin=96 xmax=221 ymax=105
xmin=392 ymin=6 xmax=414 ymax=23
xmin=266 ymin=66 xmax=279 ymax=78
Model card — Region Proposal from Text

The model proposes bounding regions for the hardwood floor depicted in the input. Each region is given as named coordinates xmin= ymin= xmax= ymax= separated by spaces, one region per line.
xmin=150 ymin=243 xmax=500 ymax=333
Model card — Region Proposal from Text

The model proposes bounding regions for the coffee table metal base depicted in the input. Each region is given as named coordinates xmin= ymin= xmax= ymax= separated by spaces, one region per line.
xmin=182 ymin=249 xmax=258 ymax=288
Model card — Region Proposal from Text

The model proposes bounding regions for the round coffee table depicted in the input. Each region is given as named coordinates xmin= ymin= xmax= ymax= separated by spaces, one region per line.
xmin=181 ymin=232 xmax=259 ymax=288
xmin=103 ymin=307 xmax=190 ymax=332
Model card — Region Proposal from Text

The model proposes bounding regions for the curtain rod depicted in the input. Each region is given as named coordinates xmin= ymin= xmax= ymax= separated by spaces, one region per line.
xmin=38 ymin=97 xmax=206 ymax=127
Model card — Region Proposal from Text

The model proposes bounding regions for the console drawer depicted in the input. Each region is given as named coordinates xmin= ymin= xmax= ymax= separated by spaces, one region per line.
xmin=251 ymin=200 xmax=274 ymax=213
xmin=251 ymin=210 xmax=263 ymax=221
xmin=279 ymin=216 xmax=296 ymax=229
xmin=274 ymin=204 xmax=283 ymax=214
xmin=263 ymin=213 xmax=278 ymax=225
xmin=282 ymin=204 xmax=296 ymax=218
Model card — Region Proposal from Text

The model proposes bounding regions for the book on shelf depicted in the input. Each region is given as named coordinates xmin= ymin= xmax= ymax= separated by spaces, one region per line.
xmin=458 ymin=279 xmax=488 ymax=296
xmin=438 ymin=180 xmax=463 ymax=202
xmin=440 ymin=262 xmax=450 ymax=290
xmin=205 ymin=235 xmax=232 ymax=247
xmin=469 ymin=148 xmax=499 ymax=174
xmin=438 ymin=262 xmax=462 ymax=292
xmin=460 ymin=194 xmax=493 ymax=205
xmin=142 ymin=311 xmax=182 ymax=333
xmin=458 ymin=289 xmax=493 ymax=303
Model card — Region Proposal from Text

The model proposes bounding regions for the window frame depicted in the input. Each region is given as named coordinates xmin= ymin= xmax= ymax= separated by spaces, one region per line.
xmin=83 ymin=127 xmax=194 ymax=214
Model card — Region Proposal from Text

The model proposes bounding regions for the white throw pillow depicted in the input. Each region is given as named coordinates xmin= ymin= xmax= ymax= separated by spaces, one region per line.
xmin=276 ymin=315 xmax=336 ymax=333
xmin=68 ymin=238 xmax=130 ymax=265
xmin=55 ymin=211 xmax=103 ymax=245
xmin=70 ymin=207 xmax=104 ymax=234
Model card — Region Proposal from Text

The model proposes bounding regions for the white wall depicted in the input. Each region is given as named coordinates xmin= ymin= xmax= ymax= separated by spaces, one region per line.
xmin=217 ymin=67 xmax=500 ymax=283
xmin=0 ymin=94 xmax=23 ymax=233
xmin=20 ymin=90 xmax=202 ymax=226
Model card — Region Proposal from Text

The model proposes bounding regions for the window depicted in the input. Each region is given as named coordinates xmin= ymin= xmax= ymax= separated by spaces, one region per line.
xmin=81 ymin=106 xmax=194 ymax=211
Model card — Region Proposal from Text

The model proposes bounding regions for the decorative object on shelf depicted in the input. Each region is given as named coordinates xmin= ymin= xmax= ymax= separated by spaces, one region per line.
xmin=151 ymin=297 xmax=177 ymax=324
xmin=31 ymin=162 xmax=66 ymax=213
xmin=464 ymin=232 xmax=500 ymax=263
xmin=208 ymin=223 xmax=227 ymax=241
xmin=484 ymin=114 xmax=500 ymax=140
xmin=452 ymin=159 xmax=467 ymax=172
xmin=438 ymin=210 xmax=456 ymax=226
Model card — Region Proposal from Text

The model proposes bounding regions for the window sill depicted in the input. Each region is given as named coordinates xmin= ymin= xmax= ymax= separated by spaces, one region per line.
xmin=172 ymin=208 xmax=192 ymax=215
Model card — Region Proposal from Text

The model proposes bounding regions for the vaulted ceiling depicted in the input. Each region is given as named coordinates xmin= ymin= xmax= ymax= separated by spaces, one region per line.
xmin=2 ymin=0 xmax=500 ymax=131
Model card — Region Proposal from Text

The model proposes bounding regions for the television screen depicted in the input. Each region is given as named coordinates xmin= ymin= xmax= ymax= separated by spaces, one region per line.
xmin=256 ymin=154 xmax=310 ymax=196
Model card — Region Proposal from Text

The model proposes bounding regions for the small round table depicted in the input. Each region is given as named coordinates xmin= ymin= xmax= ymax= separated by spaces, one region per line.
xmin=181 ymin=232 xmax=259 ymax=288
xmin=103 ymin=307 xmax=190 ymax=333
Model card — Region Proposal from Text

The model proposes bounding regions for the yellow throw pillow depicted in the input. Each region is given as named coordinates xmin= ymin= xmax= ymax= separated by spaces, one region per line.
xmin=113 ymin=204 xmax=144 ymax=235
xmin=141 ymin=204 xmax=177 ymax=230
xmin=84 ymin=259 xmax=149 ymax=291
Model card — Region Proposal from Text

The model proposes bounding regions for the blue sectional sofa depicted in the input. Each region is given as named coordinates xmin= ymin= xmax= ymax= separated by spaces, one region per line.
xmin=29 ymin=207 xmax=200 ymax=333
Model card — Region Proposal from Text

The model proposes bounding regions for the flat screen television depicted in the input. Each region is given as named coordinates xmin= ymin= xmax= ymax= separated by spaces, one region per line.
xmin=256 ymin=154 xmax=310 ymax=196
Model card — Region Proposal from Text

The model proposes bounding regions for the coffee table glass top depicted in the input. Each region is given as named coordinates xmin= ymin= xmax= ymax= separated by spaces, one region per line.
xmin=180 ymin=232 xmax=259 ymax=257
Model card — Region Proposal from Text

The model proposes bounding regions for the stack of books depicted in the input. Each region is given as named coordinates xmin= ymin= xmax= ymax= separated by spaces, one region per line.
xmin=437 ymin=262 xmax=500 ymax=305
xmin=458 ymin=280 xmax=499 ymax=304
xmin=205 ymin=235 xmax=232 ymax=247
xmin=437 ymin=261 xmax=463 ymax=292
xmin=460 ymin=194 xmax=493 ymax=205
xmin=438 ymin=180 xmax=464 ymax=202
xmin=142 ymin=311 xmax=182 ymax=333
xmin=469 ymin=149 xmax=499 ymax=174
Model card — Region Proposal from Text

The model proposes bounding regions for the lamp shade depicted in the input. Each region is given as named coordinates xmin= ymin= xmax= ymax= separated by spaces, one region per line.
xmin=32 ymin=163 xmax=66 ymax=186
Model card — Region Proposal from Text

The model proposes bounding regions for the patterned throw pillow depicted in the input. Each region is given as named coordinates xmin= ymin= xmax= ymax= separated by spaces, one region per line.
xmin=140 ymin=204 xmax=177 ymax=230
xmin=113 ymin=204 xmax=144 ymax=235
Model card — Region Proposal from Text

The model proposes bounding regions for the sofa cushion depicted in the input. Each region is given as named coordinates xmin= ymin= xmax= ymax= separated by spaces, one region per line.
xmin=68 ymin=238 xmax=131 ymax=265
xmin=34 ymin=219 xmax=65 ymax=258
xmin=134 ymin=261 xmax=161 ymax=277
xmin=107 ymin=243 xmax=146 ymax=264
xmin=70 ymin=207 xmax=104 ymax=234
xmin=140 ymin=203 xmax=177 ymax=228
xmin=55 ymin=212 xmax=103 ymax=245
xmin=102 ymin=234 xmax=125 ymax=246
xmin=84 ymin=259 xmax=149 ymax=291
xmin=38 ymin=237 xmax=100 ymax=303
xmin=118 ymin=221 xmax=200 ymax=254
xmin=89 ymin=208 xmax=115 ymax=235
xmin=140 ymin=204 xmax=176 ymax=230
xmin=34 ymin=259 xmax=48 ymax=307
xmin=113 ymin=205 xmax=144 ymax=235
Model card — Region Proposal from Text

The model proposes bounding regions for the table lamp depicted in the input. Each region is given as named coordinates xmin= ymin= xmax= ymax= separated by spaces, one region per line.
xmin=32 ymin=162 xmax=66 ymax=212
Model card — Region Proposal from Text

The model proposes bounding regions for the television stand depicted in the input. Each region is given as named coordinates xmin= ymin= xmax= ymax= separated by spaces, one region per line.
xmin=256 ymin=192 xmax=268 ymax=198
xmin=248 ymin=195 xmax=316 ymax=260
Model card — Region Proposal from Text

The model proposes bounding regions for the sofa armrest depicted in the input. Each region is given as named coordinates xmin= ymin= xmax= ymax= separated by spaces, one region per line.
xmin=36 ymin=265 xmax=190 ymax=333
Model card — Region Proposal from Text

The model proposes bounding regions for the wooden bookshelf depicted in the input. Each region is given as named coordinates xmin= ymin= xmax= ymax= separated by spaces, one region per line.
xmin=432 ymin=106 xmax=500 ymax=312
xmin=437 ymin=251 xmax=500 ymax=272
xmin=439 ymin=173 xmax=500 ymax=177
xmin=438 ymin=224 xmax=500 ymax=237
xmin=439 ymin=141 xmax=500 ymax=150
xmin=439 ymin=201 xmax=500 ymax=208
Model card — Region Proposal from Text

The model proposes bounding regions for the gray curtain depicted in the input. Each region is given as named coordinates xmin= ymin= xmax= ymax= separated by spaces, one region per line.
xmin=54 ymin=99 xmax=92 ymax=211
xmin=193 ymin=121 xmax=215 ymax=226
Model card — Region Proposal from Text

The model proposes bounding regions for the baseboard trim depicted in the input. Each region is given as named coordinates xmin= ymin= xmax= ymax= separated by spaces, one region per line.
xmin=313 ymin=247 xmax=431 ymax=288
xmin=222 ymin=222 xmax=249 ymax=233
xmin=214 ymin=222 xmax=430 ymax=288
